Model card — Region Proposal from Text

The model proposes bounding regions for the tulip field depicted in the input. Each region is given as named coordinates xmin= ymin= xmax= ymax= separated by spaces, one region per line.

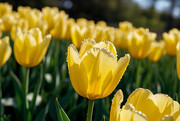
xmin=0 ymin=2 xmax=180 ymax=121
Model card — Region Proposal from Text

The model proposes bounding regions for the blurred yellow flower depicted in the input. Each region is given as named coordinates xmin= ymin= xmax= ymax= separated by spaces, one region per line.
xmin=0 ymin=3 xmax=12 ymax=17
xmin=50 ymin=11 xmax=68 ymax=40
xmin=163 ymin=28 xmax=180 ymax=56
xmin=96 ymin=21 xmax=107 ymax=27
xmin=11 ymin=26 xmax=23 ymax=42
xmin=0 ymin=36 xmax=12 ymax=66
xmin=128 ymin=28 xmax=156 ymax=59
xmin=177 ymin=41 xmax=180 ymax=80
xmin=14 ymin=28 xmax=51 ymax=67
xmin=17 ymin=6 xmax=31 ymax=18
xmin=110 ymin=88 xmax=180 ymax=121
xmin=71 ymin=24 xmax=94 ymax=48
xmin=42 ymin=6 xmax=59 ymax=31
xmin=64 ymin=18 xmax=75 ymax=40
xmin=114 ymin=29 xmax=128 ymax=49
xmin=67 ymin=39 xmax=130 ymax=100
xmin=2 ymin=13 xmax=16 ymax=32
xmin=148 ymin=41 xmax=165 ymax=62
xmin=119 ymin=21 xmax=134 ymax=33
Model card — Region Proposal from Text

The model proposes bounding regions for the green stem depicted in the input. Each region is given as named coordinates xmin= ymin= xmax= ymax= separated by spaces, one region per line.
xmin=24 ymin=68 xmax=30 ymax=109
xmin=86 ymin=100 xmax=94 ymax=121
xmin=30 ymin=63 xmax=43 ymax=113
xmin=55 ymin=40 xmax=60 ymax=92
xmin=135 ymin=60 xmax=141 ymax=88
xmin=0 ymin=68 xmax=2 ymax=117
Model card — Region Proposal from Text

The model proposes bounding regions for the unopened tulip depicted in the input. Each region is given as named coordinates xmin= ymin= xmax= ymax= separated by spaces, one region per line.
xmin=128 ymin=28 xmax=156 ymax=59
xmin=42 ymin=6 xmax=59 ymax=31
xmin=14 ymin=28 xmax=51 ymax=67
xmin=0 ymin=3 xmax=12 ymax=17
xmin=2 ymin=13 xmax=16 ymax=32
xmin=0 ymin=36 xmax=12 ymax=66
xmin=110 ymin=88 xmax=180 ymax=121
xmin=50 ymin=11 xmax=68 ymax=40
xmin=64 ymin=18 xmax=75 ymax=40
xmin=71 ymin=24 xmax=94 ymax=48
xmin=148 ymin=41 xmax=165 ymax=62
xmin=67 ymin=39 xmax=130 ymax=100
xmin=163 ymin=28 xmax=180 ymax=56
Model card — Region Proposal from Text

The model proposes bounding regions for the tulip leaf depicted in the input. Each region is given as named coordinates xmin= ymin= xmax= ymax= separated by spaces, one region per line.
xmin=55 ymin=98 xmax=70 ymax=121
xmin=101 ymin=115 xmax=105 ymax=121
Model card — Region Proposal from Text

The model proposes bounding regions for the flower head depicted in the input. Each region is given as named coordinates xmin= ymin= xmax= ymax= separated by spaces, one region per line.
xmin=67 ymin=39 xmax=130 ymax=100
xmin=14 ymin=28 xmax=51 ymax=67
xmin=110 ymin=88 xmax=180 ymax=121
xmin=0 ymin=36 xmax=12 ymax=66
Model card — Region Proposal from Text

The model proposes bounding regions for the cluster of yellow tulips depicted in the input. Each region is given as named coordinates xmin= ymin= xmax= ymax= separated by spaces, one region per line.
xmin=0 ymin=2 xmax=180 ymax=121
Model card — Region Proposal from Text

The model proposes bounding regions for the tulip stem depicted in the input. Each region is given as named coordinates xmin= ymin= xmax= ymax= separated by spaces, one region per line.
xmin=24 ymin=67 xmax=30 ymax=109
xmin=55 ymin=40 xmax=60 ymax=92
xmin=86 ymin=100 xmax=94 ymax=121
xmin=135 ymin=60 xmax=141 ymax=88
xmin=30 ymin=63 xmax=43 ymax=113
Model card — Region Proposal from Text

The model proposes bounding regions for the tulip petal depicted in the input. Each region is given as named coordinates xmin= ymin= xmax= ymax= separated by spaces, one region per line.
xmin=93 ymin=41 xmax=117 ymax=60
xmin=102 ymin=54 xmax=130 ymax=97
xmin=126 ymin=88 xmax=160 ymax=121
xmin=154 ymin=94 xmax=173 ymax=118
xmin=81 ymin=47 xmax=116 ymax=99
xmin=67 ymin=44 xmax=88 ymax=97
xmin=79 ymin=39 xmax=95 ymax=57
xmin=110 ymin=90 xmax=123 ymax=121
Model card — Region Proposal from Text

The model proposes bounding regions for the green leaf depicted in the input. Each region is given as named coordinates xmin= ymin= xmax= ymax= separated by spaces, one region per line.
xmin=34 ymin=102 xmax=49 ymax=121
xmin=55 ymin=98 xmax=70 ymax=121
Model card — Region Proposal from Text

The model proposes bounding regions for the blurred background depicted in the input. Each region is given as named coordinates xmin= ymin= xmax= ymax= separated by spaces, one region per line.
xmin=1 ymin=0 xmax=180 ymax=33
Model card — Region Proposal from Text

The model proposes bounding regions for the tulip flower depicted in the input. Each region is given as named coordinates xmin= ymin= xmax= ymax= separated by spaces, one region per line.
xmin=148 ymin=41 xmax=165 ymax=62
xmin=50 ymin=11 xmax=68 ymax=40
xmin=2 ymin=13 xmax=16 ymax=32
xmin=0 ymin=36 xmax=12 ymax=66
xmin=17 ymin=6 xmax=31 ymax=18
xmin=177 ymin=41 xmax=180 ymax=80
xmin=128 ymin=28 xmax=156 ymax=59
xmin=64 ymin=18 xmax=75 ymax=40
xmin=42 ymin=6 xmax=59 ymax=31
xmin=119 ymin=21 xmax=134 ymax=33
xmin=110 ymin=88 xmax=180 ymax=121
xmin=114 ymin=29 xmax=128 ymax=49
xmin=163 ymin=28 xmax=180 ymax=56
xmin=14 ymin=28 xmax=51 ymax=67
xmin=67 ymin=39 xmax=130 ymax=100
xmin=71 ymin=24 xmax=94 ymax=48
xmin=96 ymin=21 xmax=107 ymax=27
xmin=0 ymin=3 xmax=12 ymax=17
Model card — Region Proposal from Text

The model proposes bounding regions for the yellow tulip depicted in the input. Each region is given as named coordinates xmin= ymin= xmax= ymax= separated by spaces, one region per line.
xmin=42 ymin=6 xmax=59 ymax=31
xmin=67 ymin=39 xmax=130 ymax=100
xmin=110 ymin=90 xmax=148 ymax=121
xmin=148 ymin=41 xmax=165 ymax=62
xmin=0 ymin=3 xmax=12 ymax=17
xmin=177 ymin=41 xmax=180 ymax=80
xmin=10 ymin=26 xmax=23 ymax=42
xmin=64 ymin=18 xmax=75 ymax=40
xmin=71 ymin=24 xmax=94 ymax=48
xmin=2 ymin=13 xmax=16 ymax=32
xmin=13 ymin=18 xmax=29 ymax=31
xmin=27 ymin=9 xmax=42 ymax=29
xmin=50 ymin=11 xmax=68 ymax=40
xmin=14 ymin=28 xmax=51 ymax=67
xmin=93 ymin=26 xmax=107 ymax=42
xmin=110 ymin=88 xmax=180 ymax=121
xmin=114 ymin=29 xmax=128 ymax=49
xmin=17 ymin=6 xmax=31 ymax=18
xmin=128 ymin=28 xmax=156 ymax=59
xmin=163 ymin=28 xmax=180 ymax=56
xmin=96 ymin=21 xmax=107 ymax=27
xmin=119 ymin=21 xmax=134 ymax=33
xmin=0 ymin=36 xmax=12 ymax=66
